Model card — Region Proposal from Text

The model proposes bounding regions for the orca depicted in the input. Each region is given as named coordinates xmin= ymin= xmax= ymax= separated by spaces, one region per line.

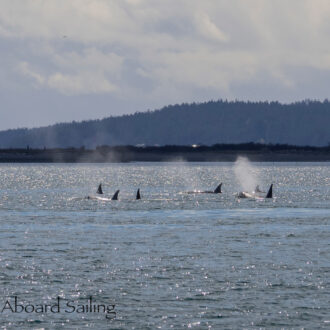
xmin=213 ymin=183 xmax=222 ymax=194
xmin=86 ymin=186 xmax=120 ymax=201
xmin=237 ymin=184 xmax=273 ymax=199
xmin=236 ymin=191 xmax=254 ymax=199
xmin=187 ymin=183 xmax=222 ymax=194
xmin=265 ymin=184 xmax=273 ymax=198
xmin=111 ymin=190 xmax=120 ymax=200
xmin=86 ymin=183 xmax=105 ymax=200
xmin=87 ymin=195 xmax=111 ymax=201
xmin=136 ymin=188 xmax=141 ymax=200
xmin=96 ymin=183 xmax=103 ymax=195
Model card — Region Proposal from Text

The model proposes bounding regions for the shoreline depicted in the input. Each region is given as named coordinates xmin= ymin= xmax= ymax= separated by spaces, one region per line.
xmin=0 ymin=145 xmax=330 ymax=162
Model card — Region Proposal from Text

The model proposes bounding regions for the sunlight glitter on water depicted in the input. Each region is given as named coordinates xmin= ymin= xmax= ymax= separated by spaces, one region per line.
xmin=0 ymin=162 xmax=329 ymax=328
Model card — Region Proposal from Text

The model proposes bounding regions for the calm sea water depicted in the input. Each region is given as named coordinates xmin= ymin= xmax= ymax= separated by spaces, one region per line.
xmin=0 ymin=162 xmax=329 ymax=329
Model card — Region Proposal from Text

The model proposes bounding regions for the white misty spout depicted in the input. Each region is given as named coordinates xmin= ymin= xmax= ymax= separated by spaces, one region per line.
xmin=234 ymin=156 xmax=258 ymax=192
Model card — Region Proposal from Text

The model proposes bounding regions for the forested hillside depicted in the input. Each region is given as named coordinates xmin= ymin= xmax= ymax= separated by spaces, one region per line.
xmin=1 ymin=100 xmax=329 ymax=147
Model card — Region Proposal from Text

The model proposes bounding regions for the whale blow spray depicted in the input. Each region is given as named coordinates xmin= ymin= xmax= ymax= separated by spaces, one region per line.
xmin=234 ymin=156 xmax=258 ymax=192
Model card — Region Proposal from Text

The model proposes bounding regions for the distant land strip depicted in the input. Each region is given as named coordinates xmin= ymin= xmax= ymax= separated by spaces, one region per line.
xmin=0 ymin=143 xmax=330 ymax=162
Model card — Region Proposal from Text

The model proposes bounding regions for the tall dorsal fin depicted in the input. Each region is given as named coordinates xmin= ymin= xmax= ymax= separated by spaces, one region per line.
xmin=214 ymin=183 xmax=222 ymax=193
xmin=97 ymin=183 xmax=103 ymax=195
xmin=111 ymin=190 xmax=120 ymax=200
xmin=265 ymin=184 xmax=273 ymax=198
xmin=136 ymin=188 xmax=141 ymax=200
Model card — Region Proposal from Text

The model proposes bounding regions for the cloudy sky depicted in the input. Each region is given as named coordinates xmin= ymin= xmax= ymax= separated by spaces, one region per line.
xmin=1 ymin=0 xmax=330 ymax=130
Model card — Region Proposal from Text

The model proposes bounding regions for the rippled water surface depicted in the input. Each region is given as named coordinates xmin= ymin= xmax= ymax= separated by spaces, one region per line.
xmin=0 ymin=162 xmax=329 ymax=329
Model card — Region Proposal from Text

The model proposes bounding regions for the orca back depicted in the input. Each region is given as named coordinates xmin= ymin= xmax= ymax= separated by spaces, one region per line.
xmin=214 ymin=183 xmax=222 ymax=194
xmin=136 ymin=189 xmax=141 ymax=200
xmin=265 ymin=184 xmax=273 ymax=198
xmin=112 ymin=190 xmax=120 ymax=200
xmin=97 ymin=183 xmax=103 ymax=195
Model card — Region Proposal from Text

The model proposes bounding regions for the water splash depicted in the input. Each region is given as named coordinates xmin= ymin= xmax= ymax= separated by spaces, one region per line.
xmin=234 ymin=156 xmax=258 ymax=192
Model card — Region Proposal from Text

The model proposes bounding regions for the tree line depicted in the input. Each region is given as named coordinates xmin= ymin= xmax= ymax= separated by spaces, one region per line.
xmin=0 ymin=99 xmax=329 ymax=148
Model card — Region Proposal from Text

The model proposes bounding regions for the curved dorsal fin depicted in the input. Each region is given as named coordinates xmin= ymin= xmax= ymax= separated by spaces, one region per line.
xmin=111 ymin=190 xmax=120 ymax=200
xmin=136 ymin=188 xmax=141 ymax=200
xmin=214 ymin=183 xmax=222 ymax=193
xmin=97 ymin=183 xmax=103 ymax=195
xmin=265 ymin=184 xmax=273 ymax=198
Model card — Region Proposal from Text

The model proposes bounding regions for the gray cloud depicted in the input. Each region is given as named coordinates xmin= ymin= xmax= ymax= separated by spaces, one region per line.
xmin=1 ymin=0 xmax=330 ymax=129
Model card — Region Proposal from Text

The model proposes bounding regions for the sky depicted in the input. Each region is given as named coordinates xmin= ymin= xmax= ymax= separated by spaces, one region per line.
xmin=1 ymin=0 xmax=330 ymax=130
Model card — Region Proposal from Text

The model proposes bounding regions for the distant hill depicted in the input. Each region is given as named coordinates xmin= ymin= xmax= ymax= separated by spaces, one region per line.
xmin=1 ymin=100 xmax=330 ymax=148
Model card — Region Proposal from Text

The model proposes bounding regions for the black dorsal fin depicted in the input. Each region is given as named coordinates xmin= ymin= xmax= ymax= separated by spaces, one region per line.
xmin=136 ymin=188 xmax=141 ymax=200
xmin=111 ymin=190 xmax=120 ymax=200
xmin=97 ymin=183 xmax=103 ymax=195
xmin=214 ymin=183 xmax=222 ymax=193
xmin=265 ymin=184 xmax=273 ymax=198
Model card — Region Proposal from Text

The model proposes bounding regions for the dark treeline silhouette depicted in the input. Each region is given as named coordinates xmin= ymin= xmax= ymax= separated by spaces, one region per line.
xmin=94 ymin=143 xmax=330 ymax=153
xmin=1 ymin=142 xmax=330 ymax=153
xmin=0 ymin=99 xmax=330 ymax=148
xmin=0 ymin=143 xmax=329 ymax=162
